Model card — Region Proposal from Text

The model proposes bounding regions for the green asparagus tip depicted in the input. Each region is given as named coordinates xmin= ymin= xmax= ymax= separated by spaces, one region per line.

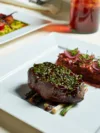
xmin=60 ymin=104 xmax=75 ymax=116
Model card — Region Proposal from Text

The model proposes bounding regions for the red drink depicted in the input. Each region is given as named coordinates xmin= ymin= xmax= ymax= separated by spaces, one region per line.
xmin=70 ymin=0 xmax=100 ymax=33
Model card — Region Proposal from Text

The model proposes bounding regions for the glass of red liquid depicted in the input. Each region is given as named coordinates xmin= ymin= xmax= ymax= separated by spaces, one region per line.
xmin=70 ymin=0 xmax=100 ymax=33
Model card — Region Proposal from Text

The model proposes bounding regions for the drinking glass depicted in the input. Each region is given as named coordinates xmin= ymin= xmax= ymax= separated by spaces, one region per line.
xmin=70 ymin=0 xmax=100 ymax=33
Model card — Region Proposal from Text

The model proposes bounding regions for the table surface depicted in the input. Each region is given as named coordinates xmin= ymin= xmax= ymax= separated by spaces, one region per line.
xmin=0 ymin=1 xmax=100 ymax=133
xmin=0 ymin=128 xmax=9 ymax=133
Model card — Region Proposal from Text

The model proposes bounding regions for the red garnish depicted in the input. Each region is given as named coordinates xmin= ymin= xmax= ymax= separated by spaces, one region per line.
xmin=64 ymin=49 xmax=80 ymax=59
xmin=4 ymin=15 xmax=14 ymax=24
xmin=0 ymin=13 xmax=6 ymax=18
xmin=0 ymin=22 xmax=5 ymax=30
xmin=0 ymin=12 xmax=17 ymax=28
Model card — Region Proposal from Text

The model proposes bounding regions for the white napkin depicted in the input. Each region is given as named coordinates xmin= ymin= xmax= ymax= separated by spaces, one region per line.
xmin=0 ymin=0 xmax=62 ymax=14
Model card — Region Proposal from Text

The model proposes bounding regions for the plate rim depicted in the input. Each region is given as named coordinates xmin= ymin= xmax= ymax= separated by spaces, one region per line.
xmin=0 ymin=5 xmax=50 ymax=45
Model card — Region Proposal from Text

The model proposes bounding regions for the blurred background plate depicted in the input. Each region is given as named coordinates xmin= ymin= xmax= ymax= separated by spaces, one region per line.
xmin=0 ymin=1 xmax=70 ymax=24
xmin=0 ymin=4 xmax=50 ymax=45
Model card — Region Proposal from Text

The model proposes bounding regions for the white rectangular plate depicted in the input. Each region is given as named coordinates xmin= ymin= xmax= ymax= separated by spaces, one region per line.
xmin=0 ymin=33 xmax=100 ymax=133
xmin=0 ymin=4 xmax=49 ymax=45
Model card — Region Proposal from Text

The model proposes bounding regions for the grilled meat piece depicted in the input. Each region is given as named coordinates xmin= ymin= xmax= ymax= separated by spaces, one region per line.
xmin=4 ymin=15 xmax=14 ymax=24
xmin=28 ymin=62 xmax=85 ymax=104
xmin=56 ymin=48 xmax=100 ymax=88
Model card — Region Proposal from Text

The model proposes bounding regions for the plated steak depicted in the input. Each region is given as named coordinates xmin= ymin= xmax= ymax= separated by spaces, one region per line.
xmin=28 ymin=62 xmax=85 ymax=104
xmin=56 ymin=48 xmax=100 ymax=88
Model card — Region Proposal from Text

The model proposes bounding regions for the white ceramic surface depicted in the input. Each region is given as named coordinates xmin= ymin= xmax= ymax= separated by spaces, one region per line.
xmin=0 ymin=4 xmax=49 ymax=45
xmin=0 ymin=33 xmax=100 ymax=133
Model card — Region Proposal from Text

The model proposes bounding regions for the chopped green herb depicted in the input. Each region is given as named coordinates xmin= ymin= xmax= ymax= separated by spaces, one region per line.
xmin=67 ymin=48 xmax=79 ymax=56
xmin=33 ymin=62 xmax=82 ymax=91
xmin=80 ymin=54 xmax=90 ymax=60
xmin=79 ymin=53 xmax=94 ymax=63
xmin=97 ymin=59 xmax=100 ymax=67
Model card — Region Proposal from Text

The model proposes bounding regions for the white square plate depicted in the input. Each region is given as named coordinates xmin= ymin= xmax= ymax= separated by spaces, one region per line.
xmin=0 ymin=33 xmax=100 ymax=133
xmin=0 ymin=4 xmax=49 ymax=45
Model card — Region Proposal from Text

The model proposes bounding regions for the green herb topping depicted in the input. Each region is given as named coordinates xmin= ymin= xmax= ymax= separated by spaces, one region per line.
xmin=94 ymin=58 xmax=100 ymax=68
xmin=67 ymin=48 xmax=79 ymax=56
xmin=97 ymin=59 xmax=100 ymax=67
xmin=80 ymin=54 xmax=90 ymax=60
xmin=79 ymin=52 xmax=94 ymax=63
xmin=33 ymin=62 xmax=82 ymax=91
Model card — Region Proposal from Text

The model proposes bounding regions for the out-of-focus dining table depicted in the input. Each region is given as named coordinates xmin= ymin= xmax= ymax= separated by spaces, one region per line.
xmin=0 ymin=0 xmax=100 ymax=133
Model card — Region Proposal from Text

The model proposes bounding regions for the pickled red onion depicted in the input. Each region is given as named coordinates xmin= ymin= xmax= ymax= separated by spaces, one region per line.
xmin=92 ymin=62 xmax=100 ymax=71
xmin=64 ymin=50 xmax=80 ymax=59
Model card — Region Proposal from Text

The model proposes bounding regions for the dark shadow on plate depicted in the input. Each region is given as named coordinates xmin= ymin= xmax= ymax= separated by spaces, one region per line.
xmin=95 ymin=126 xmax=100 ymax=133
xmin=15 ymin=83 xmax=45 ymax=109
xmin=15 ymin=83 xmax=30 ymax=99
xmin=14 ymin=83 xmax=78 ymax=114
